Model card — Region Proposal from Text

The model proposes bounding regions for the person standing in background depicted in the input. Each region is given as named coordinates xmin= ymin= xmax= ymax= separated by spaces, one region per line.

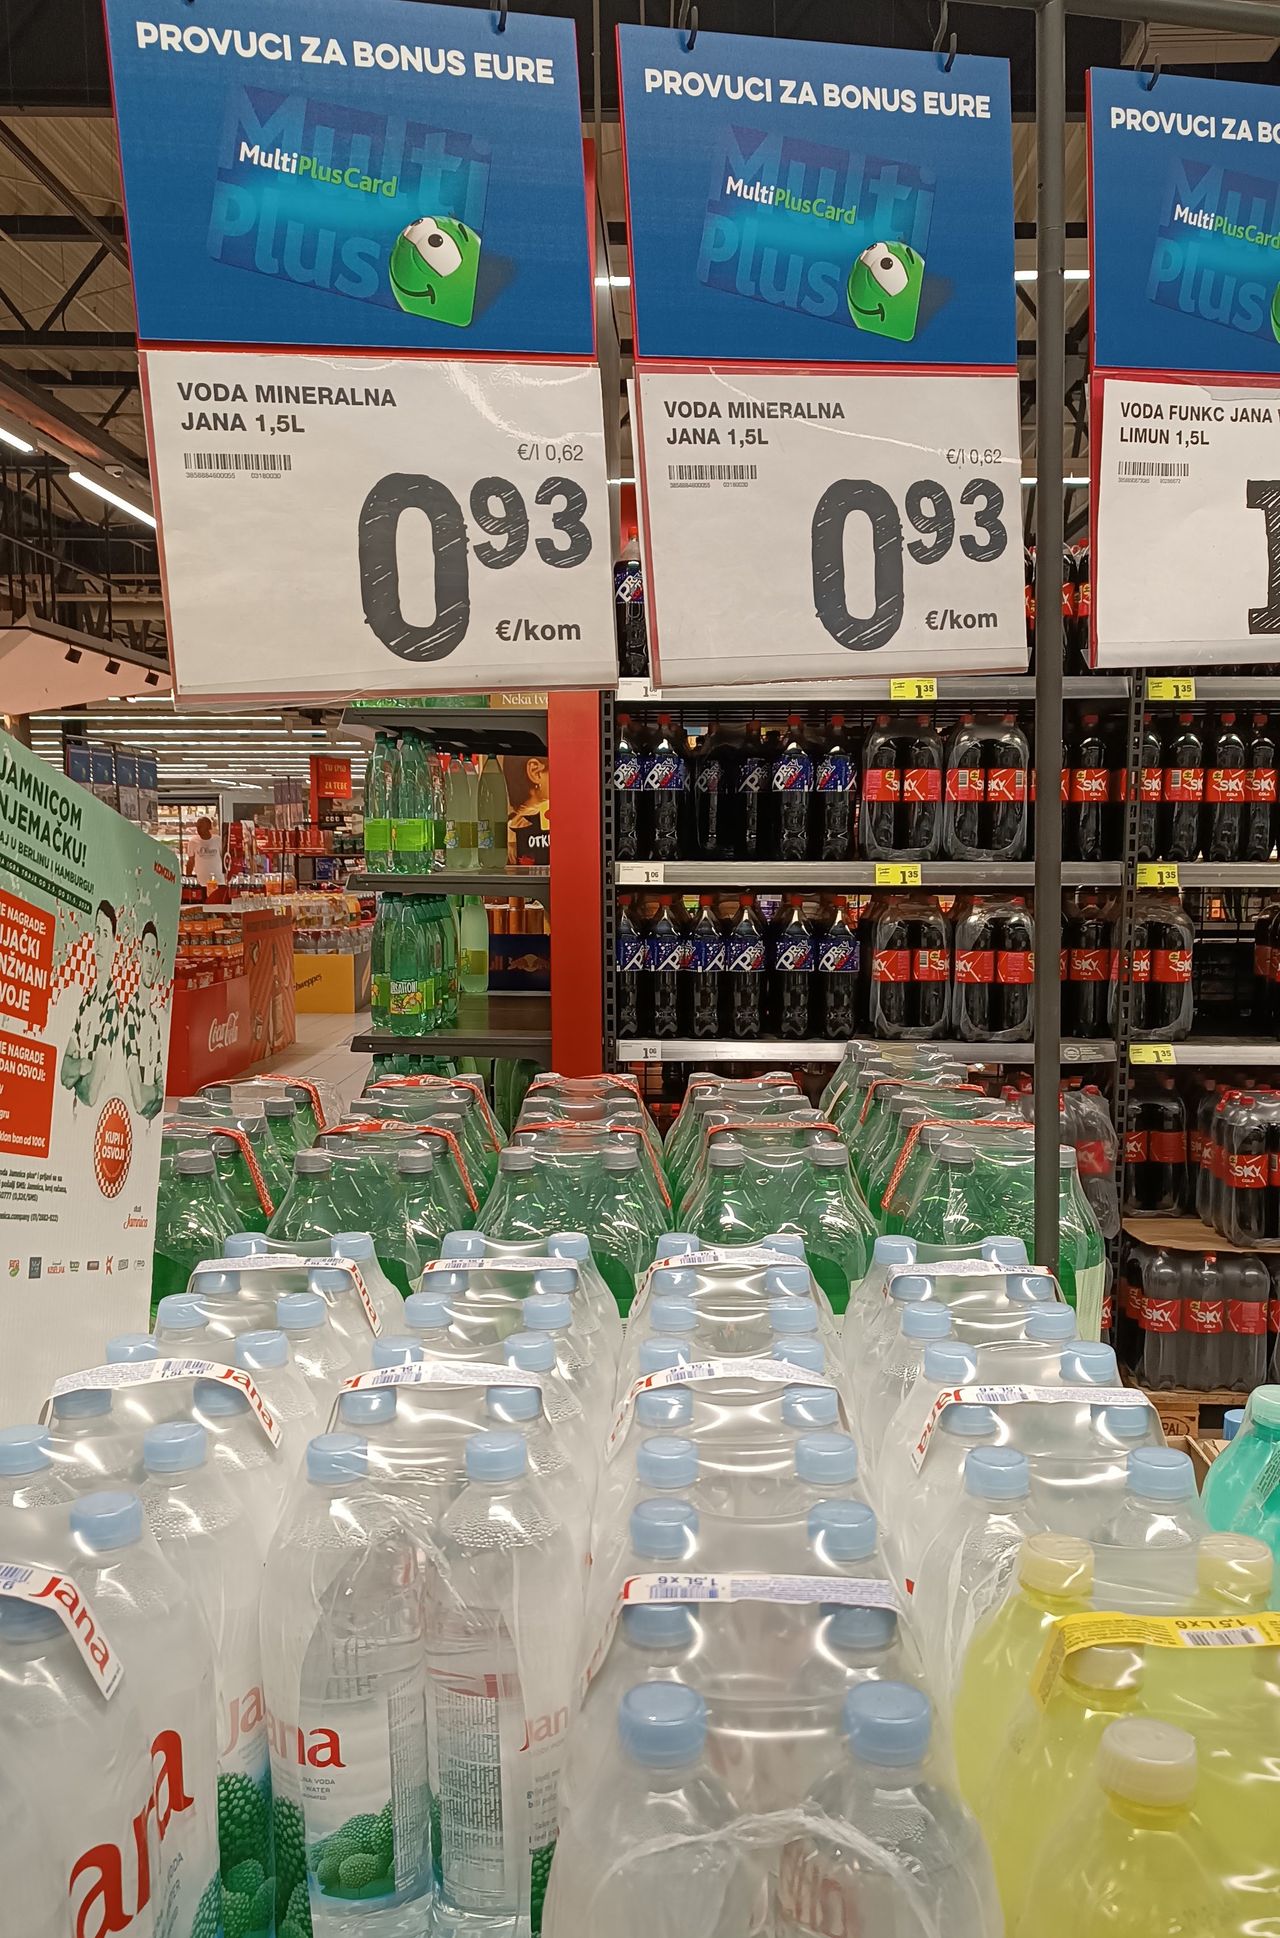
xmin=185 ymin=815 xmax=225 ymax=892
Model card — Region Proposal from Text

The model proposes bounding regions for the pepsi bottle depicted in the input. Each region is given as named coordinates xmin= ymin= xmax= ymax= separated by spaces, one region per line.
xmin=688 ymin=894 xmax=726 ymax=1038
xmin=774 ymin=894 xmax=815 ymax=1038
xmin=616 ymin=894 xmax=645 ymax=1037
xmin=817 ymin=897 xmax=860 ymax=1038
xmin=773 ymin=713 xmax=814 ymax=862
xmin=727 ymin=893 xmax=766 ymax=1039
xmin=647 ymin=713 xmax=690 ymax=863
xmin=645 ymin=893 xmax=685 ymax=1038
xmin=815 ymin=713 xmax=856 ymax=861
xmin=736 ymin=718 xmax=770 ymax=860
xmin=613 ymin=711 xmax=646 ymax=862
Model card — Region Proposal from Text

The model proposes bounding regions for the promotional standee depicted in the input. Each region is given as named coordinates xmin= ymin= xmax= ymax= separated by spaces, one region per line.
xmin=618 ymin=26 xmax=1025 ymax=686
xmin=0 ymin=730 xmax=179 ymax=1416
xmin=102 ymin=0 xmax=617 ymax=698
xmin=1090 ymin=69 xmax=1280 ymax=666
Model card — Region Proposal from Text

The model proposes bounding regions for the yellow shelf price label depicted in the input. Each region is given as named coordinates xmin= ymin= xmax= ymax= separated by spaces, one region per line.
xmin=875 ymin=862 xmax=923 ymax=887
xmin=889 ymin=677 xmax=938 ymax=702
xmin=1130 ymin=1044 xmax=1176 ymax=1066
xmin=1136 ymin=862 xmax=1179 ymax=889
xmin=1146 ymin=677 xmax=1196 ymax=702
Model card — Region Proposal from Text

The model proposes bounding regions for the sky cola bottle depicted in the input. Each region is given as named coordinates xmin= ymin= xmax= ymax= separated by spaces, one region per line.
xmin=942 ymin=714 xmax=985 ymax=857
xmin=1204 ymin=710 xmax=1248 ymax=863
xmin=902 ymin=713 xmax=944 ymax=859
xmin=1065 ymin=896 xmax=1115 ymax=1037
xmin=861 ymin=714 xmax=902 ymax=860
xmin=995 ymin=895 xmax=1035 ymax=1041
xmin=1246 ymin=712 xmax=1278 ymax=863
xmin=1066 ymin=711 xmax=1111 ymax=863
xmin=1160 ymin=711 xmax=1205 ymax=862
xmin=1137 ymin=713 xmax=1163 ymax=861
xmin=987 ymin=713 xmax=1031 ymax=859
xmin=952 ymin=896 xmax=997 ymax=1041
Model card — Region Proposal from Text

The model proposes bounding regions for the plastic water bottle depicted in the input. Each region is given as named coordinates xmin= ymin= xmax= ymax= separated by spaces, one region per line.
xmin=192 ymin=1376 xmax=288 ymax=1553
xmin=864 ymin=1302 xmax=955 ymax=1460
xmin=425 ymin=1430 xmax=581 ymax=1938
xmin=444 ymin=754 xmax=480 ymax=869
xmin=235 ymin=1329 xmax=323 ymax=1455
xmin=1092 ymin=1447 xmax=1207 ymax=1550
xmin=503 ymin=1330 xmax=597 ymax=1478
xmin=484 ymin=1383 xmax=591 ymax=1570
xmin=261 ymin=1433 xmax=432 ymax=1934
xmin=775 ymin=1683 xmax=1001 ymax=1938
xmin=546 ymin=1683 xmax=756 ymax=1938
xmin=268 ymin=1150 xmax=352 ymax=1251
xmin=68 ymin=1491 xmax=222 ymax=1936
xmin=1202 ymin=1383 xmax=1280 ymax=1566
xmin=154 ymin=1291 xmax=223 ymax=1361
xmin=308 ymin=1262 xmax=386 ymax=1362
xmin=913 ymin=1446 xmax=1041 ymax=1697
xmin=0 ymin=1424 xmax=75 ymax=1559
xmin=139 ymin=1421 xmax=276 ymax=1907
xmin=459 ymin=895 xmax=490 ymax=994
xmin=477 ymin=753 xmax=509 ymax=860
xmin=276 ymin=1288 xmax=362 ymax=1388
xmin=876 ymin=1342 xmax=979 ymax=1538
xmin=330 ymin=1234 xmax=405 ymax=1330
xmin=45 ymin=1385 xmax=139 ymax=1492
xmin=522 ymin=1281 xmax=613 ymax=1434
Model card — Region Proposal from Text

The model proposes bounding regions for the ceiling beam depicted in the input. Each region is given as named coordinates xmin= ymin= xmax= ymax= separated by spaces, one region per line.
xmin=0 ymin=119 xmax=129 ymax=267
xmin=9 ymin=367 xmax=139 ymax=387
xmin=0 ymin=356 xmax=148 ymax=491
xmin=0 ymin=214 xmax=125 ymax=241
xmin=0 ymin=330 xmax=137 ymax=348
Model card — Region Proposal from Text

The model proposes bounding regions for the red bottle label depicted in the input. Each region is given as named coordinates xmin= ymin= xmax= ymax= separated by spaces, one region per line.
xmin=954 ymin=949 xmax=995 ymax=984
xmin=1059 ymin=947 xmax=1068 ymax=981
xmin=1059 ymin=769 xmax=1070 ymax=803
xmin=1069 ymin=948 xmax=1111 ymax=983
xmin=997 ymin=949 xmax=1034 ymax=984
xmin=1153 ymin=948 xmax=1192 ymax=984
xmin=1078 ymin=578 xmax=1092 ymax=617
xmin=863 ymin=768 xmax=901 ymax=802
xmin=1140 ymin=767 xmax=1162 ymax=803
xmin=1248 ymin=767 xmax=1278 ymax=802
xmin=1114 ymin=769 xmax=1129 ymax=803
xmin=1229 ymin=1299 xmax=1268 ymax=1336
xmin=1061 ymin=579 xmax=1075 ymax=618
xmin=1227 ymin=1151 xmax=1267 ymax=1188
xmin=1186 ymin=1300 xmax=1226 ymax=1335
xmin=914 ymin=949 xmax=950 ymax=982
xmin=872 ymin=948 xmax=911 ymax=982
xmin=1206 ymin=767 xmax=1247 ymax=803
xmin=1025 ymin=586 xmax=1036 ymax=624
xmin=1164 ymin=766 xmax=1205 ymax=802
xmin=1069 ymin=767 xmax=1109 ymax=803
xmin=1139 ymin=1294 xmax=1180 ymax=1333
xmin=1150 ymin=1130 xmax=1187 ymax=1164
xmin=1124 ymin=1130 xmax=1148 ymax=1164
xmin=986 ymin=766 xmax=1027 ymax=804
xmin=902 ymin=767 xmax=942 ymax=802
xmin=1189 ymin=1129 xmax=1205 ymax=1167
xmin=1256 ymin=944 xmax=1273 ymax=983
xmin=1101 ymin=1288 xmax=1114 ymax=1332
xmin=945 ymin=766 xmax=984 ymax=801
xmin=1131 ymin=948 xmax=1152 ymax=983
xmin=1076 ymin=1137 xmax=1110 ymax=1177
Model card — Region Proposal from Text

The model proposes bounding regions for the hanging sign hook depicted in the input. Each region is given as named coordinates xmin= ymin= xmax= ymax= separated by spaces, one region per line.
xmin=931 ymin=0 xmax=957 ymax=74
xmin=1135 ymin=22 xmax=1160 ymax=88
xmin=493 ymin=0 xmax=508 ymax=32
xmin=677 ymin=0 xmax=699 ymax=53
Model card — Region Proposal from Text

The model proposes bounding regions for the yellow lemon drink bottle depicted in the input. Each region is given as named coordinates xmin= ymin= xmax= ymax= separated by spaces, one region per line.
xmin=953 ymin=1532 xmax=1095 ymax=1805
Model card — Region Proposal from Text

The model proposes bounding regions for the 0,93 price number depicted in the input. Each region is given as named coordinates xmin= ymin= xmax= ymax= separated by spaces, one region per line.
xmin=357 ymin=470 xmax=594 ymax=663
xmin=812 ymin=476 xmax=1008 ymax=652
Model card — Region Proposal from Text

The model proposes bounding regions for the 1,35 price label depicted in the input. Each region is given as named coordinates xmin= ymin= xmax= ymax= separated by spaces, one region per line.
xmin=875 ymin=861 xmax=923 ymax=886
xmin=1130 ymin=1044 xmax=1177 ymax=1066
xmin=1136 ymin=862 xmax=1180 ymax=889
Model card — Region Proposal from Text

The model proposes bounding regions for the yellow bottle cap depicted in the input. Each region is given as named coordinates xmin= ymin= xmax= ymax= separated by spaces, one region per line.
xmin=1198 ymin=1532 xmax=1274 ymax=1603
xmin=1097 ymin=1718 xmax=1196 ymax=1808
xmin=1066 ymin=1645 xmax=1145 ymax=1694
xmin=1018 ymin=1532 xmax=1095 ymax=1598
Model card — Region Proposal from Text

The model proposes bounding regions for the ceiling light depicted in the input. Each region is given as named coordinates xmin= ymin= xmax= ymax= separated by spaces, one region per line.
xmin=1014 ymin=269 xmax=1090 ymax=282
xmin=69 ymin=472 xmax=157 ymax=528
xmin=595 ymin=274 xmax=631 ymax=287
xmin=1020 ymin=476 xmax=1091 ymax=487
xmin=0 ymin=425 xmax=34 ymax=454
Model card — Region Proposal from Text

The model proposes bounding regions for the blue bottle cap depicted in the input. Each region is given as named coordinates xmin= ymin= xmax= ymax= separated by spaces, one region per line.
xmin=888 ymin=1273 xmax=931 ymax=1305
xmin=965 ymin=1445 xmax=1030 ymax=1501
xmin=524 ymin=1293 xmax=573 ymax=1333
xmin=638 ymin=1337 xmax=692 ymax=1376
xmin=531 ymin=1269 xmax=577 ymax=1299
xmin=403 ymin=1293 xmax=453 ymax=1333
xmin=635 ymin=1388 xmax=693 ymax=1429
xmin=649 ymin=1297 xmax=698 ymax=1336
xmin=51 ymin=1386 xmax=111 ymax=1420
xmin=827 ymin=1605 xmax=899 ymax=1652
xmin=1025 ymin=1307 xmax=1078 ymax=1344
xmin=441 ymin=1232 xmax=487 ymax=1260
xmin=308 ymin=1267 xmax=355 ymax=1295
xmin=223 ymin=1232 xmax=268 ymax=1258
xmin=923 ymin=1343 xmax=978 ymax=1385
xmin=143 ymin=1422 xmax=208 ymax=1475
xmin=796 ymin=1432 xmax=859 ymax=1486
xmin=0 ymin=1426 xmax=53 ymax=1476
xmin=421 ymin=1267 xmax=468 ymax=1298
xmin=983 ymin=1237 xmax=1029 ymax=1266
xmin=772 ymin=1334 xmax=826 ymax=1374
xmin=874 ymin=1237 xmax=916 ymax=1266
xmin=648 ymin=1266 xmax=698 ymax=1301
xmin=1060 ymin=1343 xmax=1118 ymax=1385
xmin=636 ymin=1436 xmax=699 ymax=1489
xmin=1099 ymin=1405 xmax=1151 ymax=1441
xmin=189 ymin=1269 xmax=239 ymax=1298
xmin=766 ymin=1265 xmax=814 ymax=1299
xmin=506 ymin=1331 xmax=556 ymax=1374
xmin=547 ymin=1233 xmax=591 ymax=1261
xmin=618 ymin=1682 xmax=708 ymax=1767
xmin=70 ymin=1490 xmax=143 ymax=1552
xmin=844 ymin=1681 xmax=932 ymax=1767
xmin=307 ymin=1433 xmax=367 ymax=1483
xmin=1223 ymin=1407 xmax=1246 ymax=1442
xmin=621 ymin=1603 xmax=696 ymax=1650
xmin=902 ymin=1304 xmax=952 ymax=1341
xmin=630 ymin=1498 xmax=698 ymax=1560
xmin=782 ymin=1387 xmax=840 ymax=1428
xmin=371 ymin=1338 xmax=424 ymax=1369
xmin=762 ymin=1233 xmax=806 ymax=1261
xmin=1008 ymin=1273 xmax=1056 ymax=1307
xmin=106 ymin=1334 xmax=159 ymax=1363
xmin=465 ymin=1430 xmax=527 ymax=1483
xmin=0 ymin=1599 xmax=63 ymax=1642
xmin=235 ymin=1331 xmax=288 ymax=1372
xmin=338 ymin=1389 xmax=396 ymax=1426
xmin=193 ymin=1378 xmax=248 ymax=1417
xmin=332 ymin=1233 xmax=376 ymax=1261
xmin=809 ymin=1499 xmax=877 ymax=1563
xmin=276 ymin=1292 xmax=326 ymax=1332
xmin=940 ymin=1403 xmax=999 ymax=1439
xmin=154 ymin=1296 xmax=206 ymax=1333
xmin=769 ymin=1298 xmax=819 ymax=1336
xmin=486 ymin=1384 xmax=542 ymax=1424
xmin=1127 ymin=1447 xmax=1196 ymax=1501
xmin=654 ymin=1232 xmax=701 ymax=1261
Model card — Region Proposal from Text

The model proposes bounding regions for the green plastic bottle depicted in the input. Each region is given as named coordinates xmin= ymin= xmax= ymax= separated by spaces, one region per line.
xmin=1056 ymin=1144 xmax=1107 ymax=1335
xmin=392 ymin=733 xmax=429 ymax=875
xmin=150 ymin=1148 xmax=233 ymax=1324
xmin=686 ymin=1139 xmax=756 ymax=1246
xmin=211 ymin=1132 xmax=268 ymax=1234
xmin=900 ymin=1136 xmax=989 ymax=1249
xmin=1202 ymin=1386 xmax=1280 ymax=1569
xmin=266 ymin=1149 xmax=351 ymax=1252
xmin=387 ymin=898 xmax=427 ymax=1037
xmin=790 ymin=1143 xmax=876 ymax=1315
xmin=381 ymin=1146 xmax=451 ymax=1297
xmin=262 ymin=1095 xmax=301 ymax=1180
xmin=588 ymin=1142 xmax=657 ymax=1317
xmin=478 ymin=1145 xmax=557 ymax=1242
xmin=362 ymin=730 xmax=394 ymax=872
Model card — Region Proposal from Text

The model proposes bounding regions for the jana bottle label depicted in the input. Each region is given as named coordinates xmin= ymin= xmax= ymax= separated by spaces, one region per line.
xmin=816 ymin=755 xmax=851 ymax=792
xmin=726 ymin=936 xmax=765 ymax=973
xmin=690 ymin=936 xmax=727 ymax=972
xmin=617 ymin=935 xmax=645 ymax=974
xmin=300 ymin=1661 xmax=431 ymax=1906
xmin=817 ymin=936 xmax=858 ymax=974
xmin=772 ymin=756 xmax=813 ymax=792
xmin=644 ymin=756 xmax=686 ymax=791
xmin=775 ymin=938 xmax=815 ymax=973
xmin=363 ymin=818 xmax=391 ymax=853
xmin=392 ymin=817 xmax=427 ymax=854
xmin=862 ymin=766 xmax=901 ymax=802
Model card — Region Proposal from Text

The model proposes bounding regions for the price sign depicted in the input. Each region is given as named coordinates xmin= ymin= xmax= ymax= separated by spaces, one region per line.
xmin=618 ymin=863 xmax=666 ymax=886
xmin=1146 ymin=678 xmax=1196 ymax=702
xmin=1095 ymin=376 xmax=1280 ymax=667
xmin=637 ymin=368 xmax=1025 ymax=687
xmin=142 ymin=348 xmax=615 ymax=700
xmin=875 ymin=861 xmax=923 ymax=887
xmin=1130 ymin=1044 xmax=1177 ymax=1066
xmin=1137 ymin=862 xmax=1180 ymax=889
xmin=890 ymin=678 xmax=938 ymax=701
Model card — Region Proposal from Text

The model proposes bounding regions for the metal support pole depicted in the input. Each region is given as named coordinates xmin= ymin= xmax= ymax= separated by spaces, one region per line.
xmin=1033 ymin=0 xmax=1066 ymax=1269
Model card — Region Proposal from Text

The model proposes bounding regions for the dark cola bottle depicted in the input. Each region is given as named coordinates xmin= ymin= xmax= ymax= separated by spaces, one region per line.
xmin=987 ymin=714 xmax=1031 ymax=859
xmin=647 ymin=714 xmax=691 ymax=863
xmin=773 ymin=713 xmax=814 ymax=863
xmin=1245 ymin=711 xmax=1278 ymax=863
xmin=1125 ymin=1081 xmax=1188 ymax=1214
xmin=1066 ymin=711 xmax=1110 ymax=863
xmin=952 ymin=895 xmax=997 ymax=1041
xmin=1024 ymin=545 xmax=1037 ymax=664
xmin=613 ymin=712 xmax=646 ymax=862
xmin=775 ymin=894 xmax=815 ymax=1038
xmin=815 ymin=713 xmax=857 ymax=862
xmin=1254 ymin=905 xmax=1280 ymax=1032
xmin=902 ymin=713 xmax=944 ymax=859
xmin=1203 ymin=710 xmax=1248 ymax=863
xmin=692 ymin=716 xmax=736 ymax=862
xmin=726 ymin=893 xmax=766 ymax=1039
xmin=735 ymin=717 xmax=770 ymax=861
xmin=817 ymin=896 xmax=860 ymax=1038
xmin=867 ymin=897 xmax=912 ymax=1038
xmin=1222 ymin=1093 xmax=1268 ymax=1247
xmin=1159 ymin=711 xmax=1205 ymax=863
xmin=1061 ymin=545 xmax=1078 ymax=670
xmin=616 ymin=894 xmax=645 ymax=1037
xmin=1131 ymin=893 xmax=1195 ymax=1041
xmin=1073 ymin=544 xmax=1091 ymax=669
xmin=995 ymin=894 xmax=1035 ymax=1040
xmin=942 ymin=714 xmax=985 ymax=858
xmin=645 ymin=893 xmax=685 ymax=1038
xmin=1066 ymin=897 xmax=1114 ymax=1038
xmin=861 ymin=714 xmax=902 ymax=860
xmin=614 ymin=558 xmax=649 ymax=680
xmin=912 ymin=896 xmax=952 ymax=1040
xmin=688 ymin=894 xmax=725 ymax=1038
xmin=1137 ymin=713 xmax=1163 ymax=861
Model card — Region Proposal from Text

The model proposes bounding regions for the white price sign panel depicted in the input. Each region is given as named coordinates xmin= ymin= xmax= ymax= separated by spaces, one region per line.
xmin=142 ymin=349 xmax=616 ymax=701
xmin=635 ymin=368 xmax=1026 ymax=688
xmin=1095 ymin=375 xmax=1280 ymax=667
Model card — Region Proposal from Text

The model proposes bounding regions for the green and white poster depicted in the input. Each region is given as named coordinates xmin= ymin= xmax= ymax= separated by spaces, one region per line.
xmin=0 ymin=730 xmax=180 ymax=1414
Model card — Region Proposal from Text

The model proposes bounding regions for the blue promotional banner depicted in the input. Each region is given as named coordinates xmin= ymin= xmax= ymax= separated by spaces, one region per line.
xmin=1090 ymin=68 xmax=1280 ymax=376
xmin=101 ymin=0 xmax=594 ymax=356
xmin=617 ymin=26 xmax=1016 ymax=367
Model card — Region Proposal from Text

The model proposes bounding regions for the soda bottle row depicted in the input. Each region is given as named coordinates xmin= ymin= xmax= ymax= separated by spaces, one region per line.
xmin=1024 ymin=541 xmax=1092 ymax=671
xmin=1118 ymin=1236 xmax=1272 ymax=1392
xmin=370 ymin=893 xmax=460 ymax=1034
xmin=363 ymin=730 xmax=508 ymax=873
xmin=1135 ymin=708 xmax=1279 ymax=863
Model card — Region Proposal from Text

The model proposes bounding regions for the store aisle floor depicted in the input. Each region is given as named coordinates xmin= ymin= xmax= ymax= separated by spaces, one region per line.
xmin=165 ymin=1011 xmax=370 ymax=1114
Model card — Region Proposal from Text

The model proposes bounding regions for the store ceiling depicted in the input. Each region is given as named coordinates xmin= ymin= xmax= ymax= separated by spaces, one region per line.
xmin=25 ymin=697 xmax=370 ymax=795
